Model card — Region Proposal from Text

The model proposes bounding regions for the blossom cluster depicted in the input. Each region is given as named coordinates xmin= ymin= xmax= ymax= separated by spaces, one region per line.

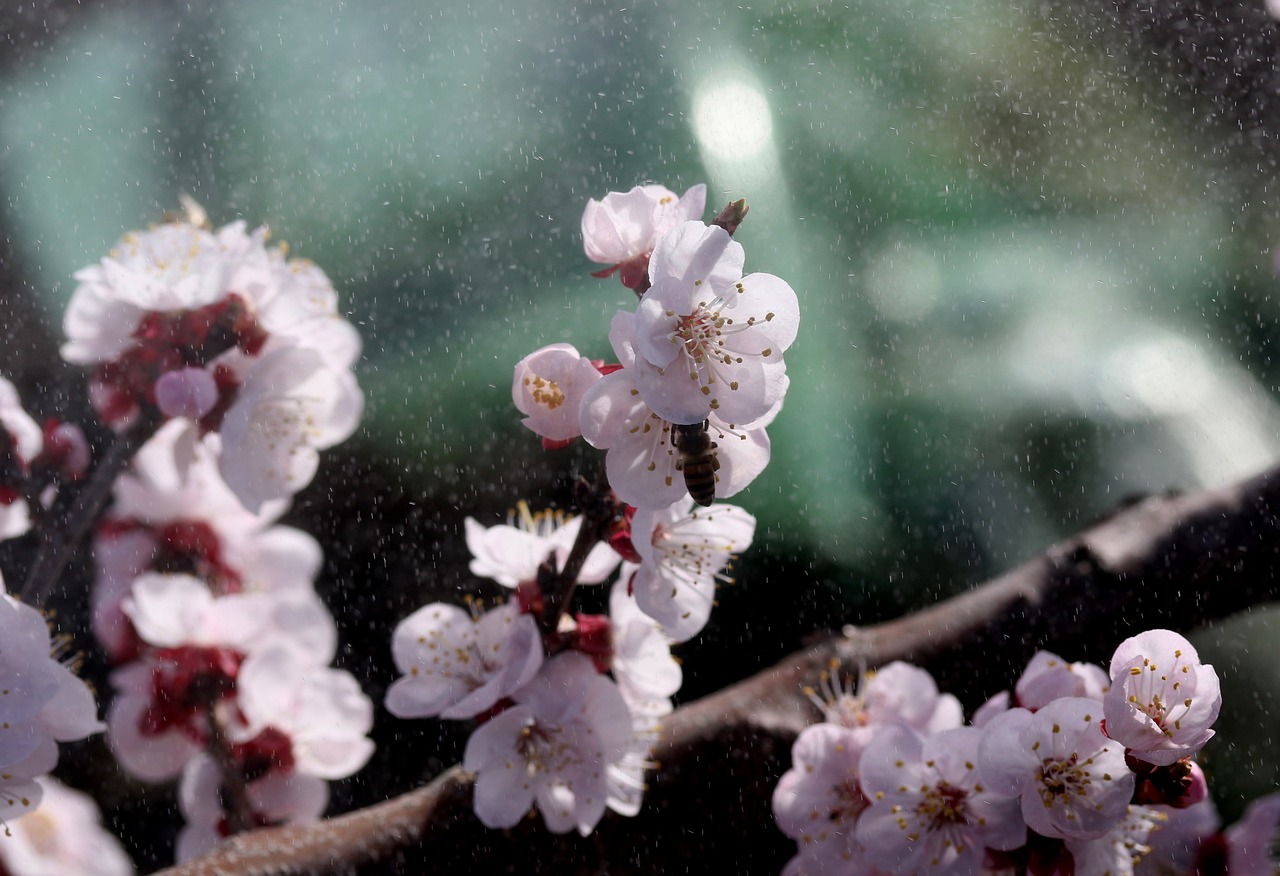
xmin=63 ymin=214 xmax=362 ymax=513
xmin=385 ymin=183 xmax=791 ymax=834
xmin=514 ymin=184 xmax=798 ymax=511
xmin=0 ymin=211 xmax=373 ymax=867
xmin=70 ymin=217 xmax=373 ymax=860
xmin=772 ymin=629 xmax=1276 ymax=876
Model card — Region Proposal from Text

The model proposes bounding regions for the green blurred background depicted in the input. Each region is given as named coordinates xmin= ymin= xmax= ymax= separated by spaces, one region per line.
xmin=2 ymin=0 xmax=1278 ymax=869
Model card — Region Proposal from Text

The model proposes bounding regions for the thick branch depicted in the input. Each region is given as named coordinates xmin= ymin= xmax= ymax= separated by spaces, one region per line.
xmin=153 ymin=463 xmax=1280 ymax=875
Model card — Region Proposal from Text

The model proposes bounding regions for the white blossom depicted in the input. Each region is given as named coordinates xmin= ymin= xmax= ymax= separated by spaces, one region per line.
xmin=463 ymin=652 xmax=632 ymax=835
xmin=1103 ymin=629 xmax=1220 ymax=766
xmin=512 ymin=343 xmax=603 ymax=445
xmin=978 ymin=697 xmax=1133 ymax=841
xmin=856 ymin=726 xmax=1025 ymax=876
xmin=632 ymin=220 xmax=798 ymax=428
xmin=464 ymin=502 xmax=619 ymax=589
xmin=0 ymin=776 xmax=133 ymax=876
xmin=582 ymin=184 xmax=706 ymax=288
xmin=385 ymin=601 xmax=543 ymax=720
xmin=628 ymin=497 xmax=756 ymax=642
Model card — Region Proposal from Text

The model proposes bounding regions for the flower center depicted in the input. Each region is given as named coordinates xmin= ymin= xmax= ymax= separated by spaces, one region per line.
xmin=673 ymin=303 xmax=726 ymax=362
xmin=525 ymin=374 xmax=566 ymax=411
xmin=918 ymin=780 xmax=970 ymax=831
xmin=517 ymin=722 xmax=581 ymax=777
xmin=1037 ymin=754 xmax=1093 ymax=806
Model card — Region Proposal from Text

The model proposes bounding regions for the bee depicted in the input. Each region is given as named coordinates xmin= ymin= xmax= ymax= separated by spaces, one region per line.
xmin=673 ymin=420 xmax=719 ymax=507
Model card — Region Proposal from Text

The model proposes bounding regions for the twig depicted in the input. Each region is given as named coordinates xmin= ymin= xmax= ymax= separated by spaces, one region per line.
xmin=538 ymin=465 xmax=617 ymax=639
xmin=20 ymin=408 xmax=163 ymax=606
xmin=204 ymin=698 xmax=255 ymax=837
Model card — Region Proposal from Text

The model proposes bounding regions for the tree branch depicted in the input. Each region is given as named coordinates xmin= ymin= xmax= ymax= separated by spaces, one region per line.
xmin=150 ymin=462 xmax=1280 ymax=875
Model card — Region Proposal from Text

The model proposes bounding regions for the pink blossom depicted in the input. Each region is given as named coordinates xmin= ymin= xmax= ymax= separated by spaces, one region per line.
xmin=234 ymin=645 xmax=375 ymax=780
xmin=1137 ymin=797 xmax=1219 ymax=875
xmin=215 ymin=345 xmax=363 ymax=513
xmin=92 ymin=421 xmax=322 ymax=662
xmin=385 ymin=601 xmax=543 ymax=720
xmin=608 ymin=577 xmax=682 ymax=707
xmin=804 ymin=660 xmax=962 ymax=738
xmin=605 ymin=694 xmax=668 ymax=818
xmin=772 ymin=723 xmax=875 ymax=872
xmin=1103 ymin=629 xmax=1220 ymax=766
xmin=632 ymin=220 xmax=798 ymax=428
xmin=62 ymin=219 xmax=363 ymax=512
xmin=579 ymin=312 xmax=772 ymax=510
xmin=582 ymin=184 xmax=706 ymax=289
xmin=0 ymin=737 xmax=56 ymax=825
xmin=1015 ymin=650 xmax=1110 ymax=710
xmin=0 ymin=581 xmax=104 ymax=757
xmin=108 ymin=574 xmax=337 ymax=781
xmin=0 ymin=777 xmax=134 ymax=876
xmin=1064 ymin=805 xmax=1165 ymax=876
xmin=629 ymin=497 xmax=755 ymax=643
xmin=856 ymin=726 xmax=1025 ymax=875
xmin=464 ymin=502 xmax=620 ymax=589
xmin=512 ymin=343 xmax=602 ymax=445
xmin=978 ymin=697 xmax=1133 ymax=841
xmin=0 ymin=579 xmax=101 ymax=825
xmin=0 ymin=377 xmax=43 ymax=541
xmin=463 ymin=652 xmax=632 ymax=835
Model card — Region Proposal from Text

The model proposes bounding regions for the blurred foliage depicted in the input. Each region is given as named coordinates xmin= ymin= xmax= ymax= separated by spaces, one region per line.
xmin=3 ymin=0 xmax=1280 ymax=868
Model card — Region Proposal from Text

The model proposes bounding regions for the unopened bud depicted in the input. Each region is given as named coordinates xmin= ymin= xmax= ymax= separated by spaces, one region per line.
xmin=155 ymin=367 xmax=219 ymax=420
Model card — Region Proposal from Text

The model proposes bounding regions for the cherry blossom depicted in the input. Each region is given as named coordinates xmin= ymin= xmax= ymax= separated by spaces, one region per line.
xmin=385 ymin=601 xmax=543 ymax=720
xmin=604 ymin=694 xmax=669 ymax=819
xmin=855 ymin=726 xmax=1025 ymax=875
xmin=978 ymin=697 xmax=1133 ymax=841
xmin=0 ymin=377 xmax=43 ymax=541
xmin=463 ymin=652 xmax=632 ymax=835
xmin=772 ymin=722 xmax=876 ymax=873
xmin=93 ymin=419 xmax=321 ymax=661
xmin=107 ymin=573 xmax=337 ymax=780
xmin=607 ymin=576 xmax=681 ymax=707
xmin=512 ymin=343 xmax=603 ymax=447
xmin=464 ymin=502 xmax=620 ymax=589
xmin=1015 ymin=650 xmax=1110 ymax=711
xmin=0 ymin=576 xmax=104 ymax=826
xmin=0 ymin=777 xmax=134 ymax=876
xmin=580 ymin=312 xmax=773 ymax=510
xmin=1137 ymin=797 xmax=1219 ymax=876
xmin=805 ymin=661 xmax=963 ymax=739
xmin=1063 ymin=805 xmax=1164 ymax=876
xmin=582 ymin=183 xmax=706 ymax=290
xmin=628 ymin=497 xmax=756 ymax=643
xmin=631 ymin=220 xmax=798 ymax=428
xmin=62 ymin=218 xmax=363 ymax=512
xmin=234 ymin=644 xmax=375 ymax=781
xmin=215 ymin=344 xmax=363 ymax=513
xmin=1103 ymin=629 xmax=1221 ymax=766
xmin=1213 ymin=792 xmax=1280 ymax=875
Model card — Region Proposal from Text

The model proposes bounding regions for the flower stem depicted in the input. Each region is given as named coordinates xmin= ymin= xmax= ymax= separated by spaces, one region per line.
xmin=19 ymin=407 xmax=164 ymax=606
xmin=538 ymin=465 xmax=618 ymax=639
xmin=204 ymin=697 xmax=255 ymax=836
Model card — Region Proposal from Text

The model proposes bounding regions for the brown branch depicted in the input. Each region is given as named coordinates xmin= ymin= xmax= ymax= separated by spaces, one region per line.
xmin=152 ymin=463 xmax=1280 ymax=875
